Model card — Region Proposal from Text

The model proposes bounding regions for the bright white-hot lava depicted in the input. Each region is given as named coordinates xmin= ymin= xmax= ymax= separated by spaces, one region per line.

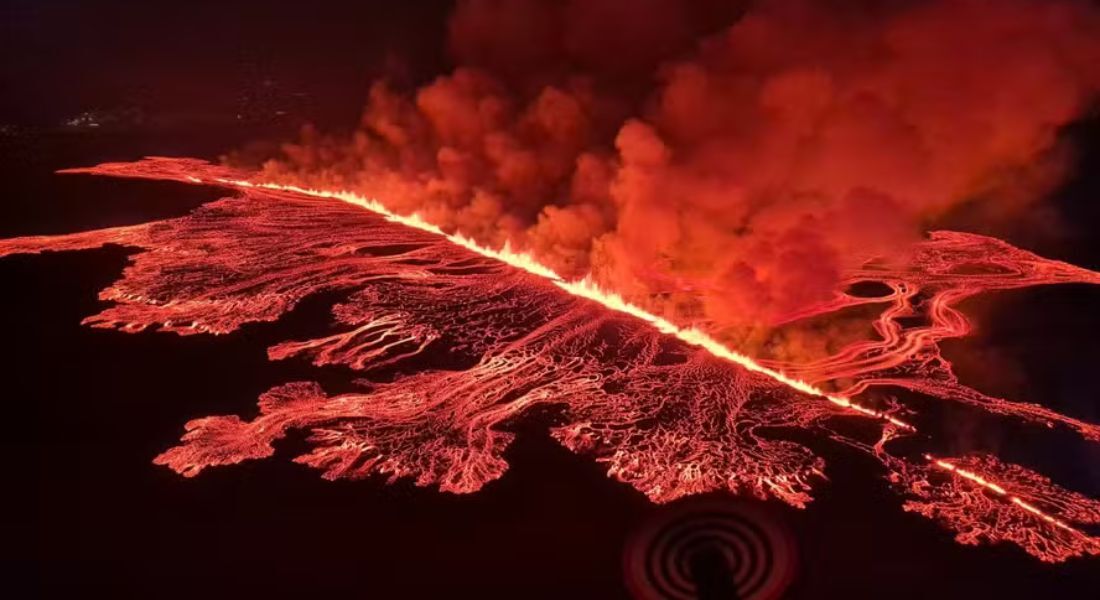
xmin=213 ymin=176 xmax=914 ymax=431
xmin=3 ymin=157 xmax=1100 ymax=563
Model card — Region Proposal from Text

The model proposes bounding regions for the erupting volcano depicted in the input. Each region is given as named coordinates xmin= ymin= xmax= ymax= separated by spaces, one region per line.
xmin=2 ymin=156 xmax=1099 ymax=564
xmin=8 ymin=2 xmax=1100 ymax=593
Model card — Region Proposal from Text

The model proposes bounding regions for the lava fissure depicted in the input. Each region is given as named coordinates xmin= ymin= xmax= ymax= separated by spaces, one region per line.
xmin=3 ymin=157 xmax=1100 ymax=562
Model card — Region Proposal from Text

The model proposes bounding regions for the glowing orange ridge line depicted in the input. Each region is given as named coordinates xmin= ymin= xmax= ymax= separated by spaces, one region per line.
xmin=206 ymin=177 xmax=914 ymax=431
xmin=927 ymin=455 xmax=1083 ymax=535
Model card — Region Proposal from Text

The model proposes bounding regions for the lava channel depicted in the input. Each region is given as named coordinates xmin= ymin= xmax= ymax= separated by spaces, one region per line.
xmin=3 ymin=156 xmax=1099 ymax=563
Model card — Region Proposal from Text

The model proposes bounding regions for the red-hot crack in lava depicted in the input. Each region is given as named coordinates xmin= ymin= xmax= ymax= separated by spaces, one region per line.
xmin=3 ymin=157 xmax=1100 ymax=562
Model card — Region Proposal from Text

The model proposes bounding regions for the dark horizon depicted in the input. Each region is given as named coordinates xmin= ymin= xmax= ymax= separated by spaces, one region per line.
xmin=4 ymin=1 xmax=1100 ymax=598
xmin=1 ymin=1 xmax=453 ymax=127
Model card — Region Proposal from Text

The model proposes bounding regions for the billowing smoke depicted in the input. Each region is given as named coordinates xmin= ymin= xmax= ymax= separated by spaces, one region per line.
xmin=244 ymin=0 xmax=1100 ymax=347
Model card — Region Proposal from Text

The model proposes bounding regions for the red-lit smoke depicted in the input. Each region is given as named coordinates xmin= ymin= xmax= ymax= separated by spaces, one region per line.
xmin=4 ymin=157 xmax=1100 ymax=562
xmin=6 ymin=0 xmax=1099 ymax=567
xmin=248 ymin=0 xmax=1100 ymax=336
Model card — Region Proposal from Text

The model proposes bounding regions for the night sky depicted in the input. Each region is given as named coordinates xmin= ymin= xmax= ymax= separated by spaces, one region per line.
xmin=1 ymin=1 xmax=451 ymax=126
xmin=3 ymin=1 xmax=1100 ymax=598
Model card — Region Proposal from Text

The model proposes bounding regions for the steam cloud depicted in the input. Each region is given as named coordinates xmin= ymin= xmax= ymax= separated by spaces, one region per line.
xmin=246 ymin=0 xmax=1100 ymax=343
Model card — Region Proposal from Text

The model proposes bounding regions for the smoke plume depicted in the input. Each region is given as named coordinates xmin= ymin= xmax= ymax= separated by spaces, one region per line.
xmin=244 ymin=0 xmax=1100 ymax=346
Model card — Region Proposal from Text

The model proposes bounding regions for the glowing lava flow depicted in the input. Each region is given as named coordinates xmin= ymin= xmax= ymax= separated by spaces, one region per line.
xmin=3 ymin=157 xmax=1100 ymax=563
xmin=891 ymin=454 xmax=1100 ymax=562
xmin=929 ymin=456 xmax=1077 ymax=534
xmin=764 ymin=231 xmax=1100 ymax=442
xmin=211 ymin=175 xmax=913 ymax=431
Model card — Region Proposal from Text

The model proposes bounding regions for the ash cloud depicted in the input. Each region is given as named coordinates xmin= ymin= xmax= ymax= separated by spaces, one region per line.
xmin=245 ymin=0 xmax=1100 ymax=338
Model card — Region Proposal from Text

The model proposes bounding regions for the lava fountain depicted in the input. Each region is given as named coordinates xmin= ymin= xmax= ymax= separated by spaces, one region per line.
xmin=3 ymin=156 xmax=1100 ymax=563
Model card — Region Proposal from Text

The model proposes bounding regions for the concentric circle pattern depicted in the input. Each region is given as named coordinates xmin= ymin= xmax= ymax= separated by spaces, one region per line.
xmin=624 ymin=498 xmax=798 ymax=600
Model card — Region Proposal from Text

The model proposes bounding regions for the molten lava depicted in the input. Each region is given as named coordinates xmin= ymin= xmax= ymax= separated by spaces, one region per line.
xmin=3 ymin=157 xmax=1100 ymax=563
